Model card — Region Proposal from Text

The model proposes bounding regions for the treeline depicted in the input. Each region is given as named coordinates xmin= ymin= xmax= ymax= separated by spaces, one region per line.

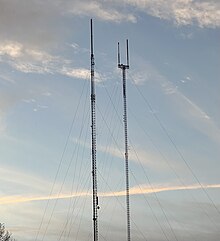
xmin=0 ymin=223 xmax=15 ymax=241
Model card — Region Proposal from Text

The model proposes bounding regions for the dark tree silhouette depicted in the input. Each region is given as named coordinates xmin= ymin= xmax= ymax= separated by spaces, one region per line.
xmin=0 ymin=224 xmax=14 ymax=241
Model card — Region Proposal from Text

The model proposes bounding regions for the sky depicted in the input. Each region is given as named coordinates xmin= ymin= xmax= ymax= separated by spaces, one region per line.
xmin=0 ymin=0 xmax=220 ymax=241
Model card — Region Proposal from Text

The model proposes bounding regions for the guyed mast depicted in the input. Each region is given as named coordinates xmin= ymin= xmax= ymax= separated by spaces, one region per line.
xmin=90 ymin=19 xmax=99 ymax=241
xmin=118 ymin=40 xmax=131 ymax=241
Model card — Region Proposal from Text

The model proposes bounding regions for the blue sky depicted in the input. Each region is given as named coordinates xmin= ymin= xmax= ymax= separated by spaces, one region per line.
xmin=0 ymin=1 xmax=220 ymax=241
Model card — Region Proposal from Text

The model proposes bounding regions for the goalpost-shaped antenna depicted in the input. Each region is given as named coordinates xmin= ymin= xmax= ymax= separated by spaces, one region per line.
xmin=118 ymin=39 xmax=129 ymax=69
xmin=117 ymin=39 xmax=131 ymax=241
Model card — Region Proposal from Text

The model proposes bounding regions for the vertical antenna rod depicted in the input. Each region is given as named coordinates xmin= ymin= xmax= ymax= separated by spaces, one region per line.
xmin=118 ymin=39 xmax=131 ymax=241
xmin=90 ymin=19 xmax=98 ymax=241
xmin=118 ymin=42 xmax=121 ymax=66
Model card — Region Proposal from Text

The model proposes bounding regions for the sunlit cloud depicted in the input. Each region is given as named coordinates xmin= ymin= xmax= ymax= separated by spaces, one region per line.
xmin=0 ymin=41 xmax=60 ymax=74
xmin=0 ymin=192 xmax=89 ymax=205
xmin=0 ymin=41 xmax=57 ymax=62
xmin=60 ymin=67 xmax=106 ymax=82
xmin=1 ymin=183 xmax=220 ymax=205
xmin=12 ymin=62 xmax=52 ymax=74
xmin=121 ymin=0 xmax=220 ymax=28
xmin=60 ymin=67 xmax=90 ymax=80
xmin=0 ymin=42 xmax=23 ymax=58
xmin=102 ymin=183 xmax=220 ymax=197
xmin=0 ymin=41 xmax=106 ymax=84
xmin=65 ymin=0 xmax=220 ymax=28
xmin=0 ymin=41 xmax=103 ymax=82
xmin=68 ymin=1 xmax=136 ymax=23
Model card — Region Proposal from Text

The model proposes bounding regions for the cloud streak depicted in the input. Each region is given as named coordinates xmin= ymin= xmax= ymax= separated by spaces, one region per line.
xmin=159 ymin=77 xmax=220 ymax=144
xmin=1 ymin=183 xmax=220 ymax=205
xmin=130 ymin=61 xmax=220 ymax=145
xmin=103 ymin=183 xmax=220 ymax=197
xmin=0 ymin=192 xmax=89 ymax=205
xmin=0 ymin=166 xmax=59 ymax=194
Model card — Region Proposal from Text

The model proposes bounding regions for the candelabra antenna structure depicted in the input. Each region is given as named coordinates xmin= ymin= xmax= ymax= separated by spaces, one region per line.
xmin=90 ymin=19 xmax=98 ymax=241
xmin=118 ymin=39 xmax=131 ymax=241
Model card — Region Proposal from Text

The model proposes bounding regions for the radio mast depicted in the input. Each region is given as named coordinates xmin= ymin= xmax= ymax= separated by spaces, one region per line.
xmin=118 ymin=39 xmax=131 ymax=241
xmin=90 ymin=19 xmax=98 ymax=241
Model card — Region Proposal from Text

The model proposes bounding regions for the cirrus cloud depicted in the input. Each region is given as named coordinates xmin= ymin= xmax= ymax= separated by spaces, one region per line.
xmin=0 ymin=41 xmax=106 ymax=82
xmin=121 ymin=0 xmax=220 ymax=28
xmin=67 ymin=1 xmax=137 ymax=23
xmin=1 ymin=182 xmax=220 ymax=205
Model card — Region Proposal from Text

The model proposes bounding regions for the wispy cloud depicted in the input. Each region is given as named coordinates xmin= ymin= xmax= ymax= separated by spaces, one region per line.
xmin=0 ymin=41 xmax=60 ymax=74
xmin=1 ymin=0 xmax=219 ymax=62
xmin=65 ymin=0 xmax=220 ymax=28
xmin=61 ymin=67 xmax=105 ymax=82
xmin=129 ymin=60 xmax=165 ymax=86
xmin=0 ymin=166 xmax=56 ymax=194
xmin=122 ymin=0 xmax=220 ymax=28
xmin=0 ymin=41 xmax=106 ymax=82
xmin=1 ymin=182 xmax=220 ymax=205
xmin=180 ymin=93 xmax=211 ymax=120
xmin=67 ymin=1 xmax=136 ymax=23
xmin=130 ymin=61 xmax=220 ymax=145
xmin=72 ymin=138 xmax=182 ymax=171
xmin=158 ymin=77 xmax=220 ymax=144
xmin=0 ymin=192 xmax=89 ymax=205
xmin=102 ymin=182 xmax=220 ymax=197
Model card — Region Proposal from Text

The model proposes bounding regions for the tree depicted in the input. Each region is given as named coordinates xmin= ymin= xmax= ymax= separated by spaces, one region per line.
xmin=0 ymin=223 xmax=14 ymax=241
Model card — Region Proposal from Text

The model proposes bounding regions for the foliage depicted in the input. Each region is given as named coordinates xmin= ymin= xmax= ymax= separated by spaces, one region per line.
xmin=0 ymin=224 xmax=14 ymax=241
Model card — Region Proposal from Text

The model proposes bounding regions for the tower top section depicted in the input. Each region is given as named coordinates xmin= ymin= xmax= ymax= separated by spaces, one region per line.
xmin=118 ymin=39 xmax=129 ymax=69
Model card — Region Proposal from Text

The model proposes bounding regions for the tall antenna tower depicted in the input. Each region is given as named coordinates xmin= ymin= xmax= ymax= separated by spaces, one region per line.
xmin=90 ymin=19 xmax=98 ymax=241
xmin=118 ymin=40 xmax=131 ymax=241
